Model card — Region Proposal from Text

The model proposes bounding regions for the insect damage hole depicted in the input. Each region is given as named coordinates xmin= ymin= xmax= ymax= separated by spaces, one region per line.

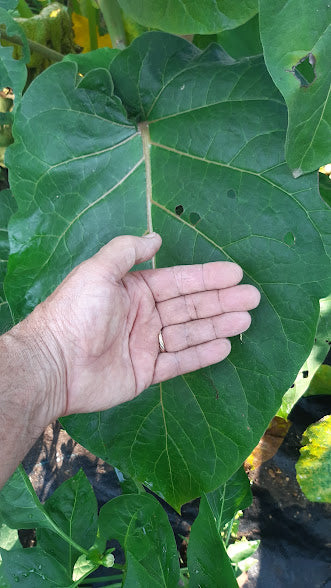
xmin=175 ymin=205 xmax=184 ymax=216
xmin=292 ymin=54 xmax=316 ymax=87
xmin=283 ymin=231 xmax=296 ymax=247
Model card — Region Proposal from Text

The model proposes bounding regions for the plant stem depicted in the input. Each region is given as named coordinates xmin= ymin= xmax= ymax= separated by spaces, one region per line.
xmin=225 ymin=516 xmax=235 ymax=547
xmin=87 ymin=1 xmax=98 ymax=51
xmin=81 ymin=0 xmax=98 ymax=51
xmin=0 ymin=30 xmax=64 ymax=62
xmin=98 ymin=0 xmax=126 ymax=49
xmin=16 ymin=0 xmax=33 ymax=18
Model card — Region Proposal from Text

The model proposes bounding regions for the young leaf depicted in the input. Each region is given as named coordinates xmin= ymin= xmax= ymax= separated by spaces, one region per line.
xmin=0 ymin=465 xmax=92 ymax=561
xmin=117 ymin=0 xmax=258 ymax=35
xmin=304 ymin=365 xmax=331 ymax=398
xmin=296 ymin=415 xmax=331 ymax=503
xmin=0 ymin=521 xmax=20 ymax=551
xmin=227 ymin=538 xmax=260 ymax=563
xmin=0 ymin=547 xmax=71 ymax=586
xmin=0 ymin=466 xmax=55 ymax=530
xmin=63 ymin=47 xmax=120 ymax=76
xmin=5 ymin=33 xmax=331 ymax=510
xmin=187 ymin=494 xmax=237 ymax=587
xmin=207 ymin=466 xmax=252 ymax=531
xmin=195 ymin=14 xmax=262 ymax=59
xmin=37 ymin=469 xmax=98 ymax=575
xmin=0 ymin=188 xmax=16 ymax=334
xmin=0 ymin=8 xmax=30 ymax=102
xmin=99 ymin=493 xmax=180 ymax=587
xmin=259 ymin=0 xmax=331 ymax=175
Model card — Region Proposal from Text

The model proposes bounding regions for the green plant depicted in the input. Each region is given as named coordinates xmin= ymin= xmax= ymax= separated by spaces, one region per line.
xmin=0 ymin=0 xmax=330 ymax=585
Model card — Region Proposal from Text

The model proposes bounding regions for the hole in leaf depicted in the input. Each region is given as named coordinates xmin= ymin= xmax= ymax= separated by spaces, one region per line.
xmin=190 ymin=212 xmax=201 ymax=225
xmin=290 ymin=384 xmax=295 ymax=389
xmin=175 ymin=205 xmax=184 ymax=216
xmin=227 ymin=189 xmax=236 ymax=199
xmin=292 ymin=54 xmax=316 ymax=87
xmin=283 ymin=231 xmax=296 ymax=247
xmin=302 ymin=370 xmax=309 ymax=379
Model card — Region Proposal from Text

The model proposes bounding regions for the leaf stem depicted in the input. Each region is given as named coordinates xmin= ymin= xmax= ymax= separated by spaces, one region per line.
xmin=225 ymin=515 xmax=235 ymax=547
xmin=98 ymin=0 xmax=126 ymax=49
xmin=47 ymin=517 xmax=90 ymax=557
xmin=16 ymin=0 xmax=33 ymax=18
xmin=87 ymin=2 xmax=98 ymax=51
xmin=81 ymin=0 xmax=98 ymax=51
xmin=0 ymin=30 xmax=64 ymax=62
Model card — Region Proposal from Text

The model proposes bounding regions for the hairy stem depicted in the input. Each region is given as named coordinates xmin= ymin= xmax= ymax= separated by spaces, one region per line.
xmin=98 ymin=0 xmax=126 ymax=49
xmin=0 ymin=30 xmax=64 ymax=62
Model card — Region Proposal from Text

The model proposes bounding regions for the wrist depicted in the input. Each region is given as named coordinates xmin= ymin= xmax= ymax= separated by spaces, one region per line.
xmin=1 ymin=307 xmax=67 ymax=428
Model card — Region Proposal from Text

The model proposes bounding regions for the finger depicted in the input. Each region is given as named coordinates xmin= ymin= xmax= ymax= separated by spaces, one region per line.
xmin=139 ymin=262 xmax=243 ymax=302
xmin=152 ymin=338 xmax=231 ymax=384
xmin=94 ymin=233 xmax=162 ymax=281
xmin=162 ymin=311 xmax=251 ymax=352
xmin=157 ymin=284 xmax=260 ymax=326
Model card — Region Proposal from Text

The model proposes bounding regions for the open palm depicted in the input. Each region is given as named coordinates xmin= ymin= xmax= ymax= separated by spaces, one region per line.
xmin=43 ymin=234 xmax=260 ymax=415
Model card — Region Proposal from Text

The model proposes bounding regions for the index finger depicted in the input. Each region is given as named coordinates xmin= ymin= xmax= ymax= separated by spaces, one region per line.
xmin=139 ymin=262 xmax=243 ymax=302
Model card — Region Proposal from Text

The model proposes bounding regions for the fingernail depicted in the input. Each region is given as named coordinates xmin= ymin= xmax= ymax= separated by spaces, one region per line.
xmin=144 ymin=232 xmax=158 ymax=239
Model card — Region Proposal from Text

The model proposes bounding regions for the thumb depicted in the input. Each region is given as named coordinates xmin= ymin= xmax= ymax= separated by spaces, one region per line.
xmin=94 ymin=233 xmax=162 ymax=281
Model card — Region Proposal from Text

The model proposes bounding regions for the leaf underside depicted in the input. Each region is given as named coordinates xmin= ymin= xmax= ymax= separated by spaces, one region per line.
xmin=5 ymin=33 xmax=331 ymax=509
xmin=259 ymin=0 xmax=331 ymax=175
xmin=117 ymin=0 xmax=258 ymax=35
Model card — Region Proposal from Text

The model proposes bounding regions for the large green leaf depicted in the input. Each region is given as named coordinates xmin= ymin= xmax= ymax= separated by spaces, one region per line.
xmin=0 ymin=466 xmax=55 ymax=530
xmin=0 ymin=547 xmax=71 ymax=587
xmin=187 ymin=494 xmax=237 ymax=587
xmin=117 ymin=0 xmax=258 ymax=35
xmin=99 ymin=493 xmax=180 ymax=587
xmin=207 ymin=466 xmax=252 ymax=530
xmin=0 ymin=188 xmax=16 ymax=333
xmin=0 ymin=8 xmax=29 ymax=101
xmin=37 ymin=469 xmax=98 ymax=575
xmin=0 ymin=1 xmax=17 ymax=9
xmin=259 ymin=0 xmax=331 ymax=176
xmin=5 ymin=33 xmax=331 ymax=510
xmin=0 ymin=465 xmax=94 ymax=560
xmin=296 ymin=415 xmax=331 ymax=503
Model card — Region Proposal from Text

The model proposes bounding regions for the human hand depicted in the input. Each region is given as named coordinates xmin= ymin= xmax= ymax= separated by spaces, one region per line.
xmin=36 ymin=233 xmax=260 ymax=417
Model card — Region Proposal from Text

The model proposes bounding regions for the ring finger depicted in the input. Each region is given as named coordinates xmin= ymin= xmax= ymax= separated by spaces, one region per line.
xmin=161 ymin=311 xmax=251 ymax=352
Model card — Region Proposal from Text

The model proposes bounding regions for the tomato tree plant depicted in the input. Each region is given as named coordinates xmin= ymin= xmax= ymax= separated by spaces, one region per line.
xmin=0 ymin=0 xmax=330 ymax=585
